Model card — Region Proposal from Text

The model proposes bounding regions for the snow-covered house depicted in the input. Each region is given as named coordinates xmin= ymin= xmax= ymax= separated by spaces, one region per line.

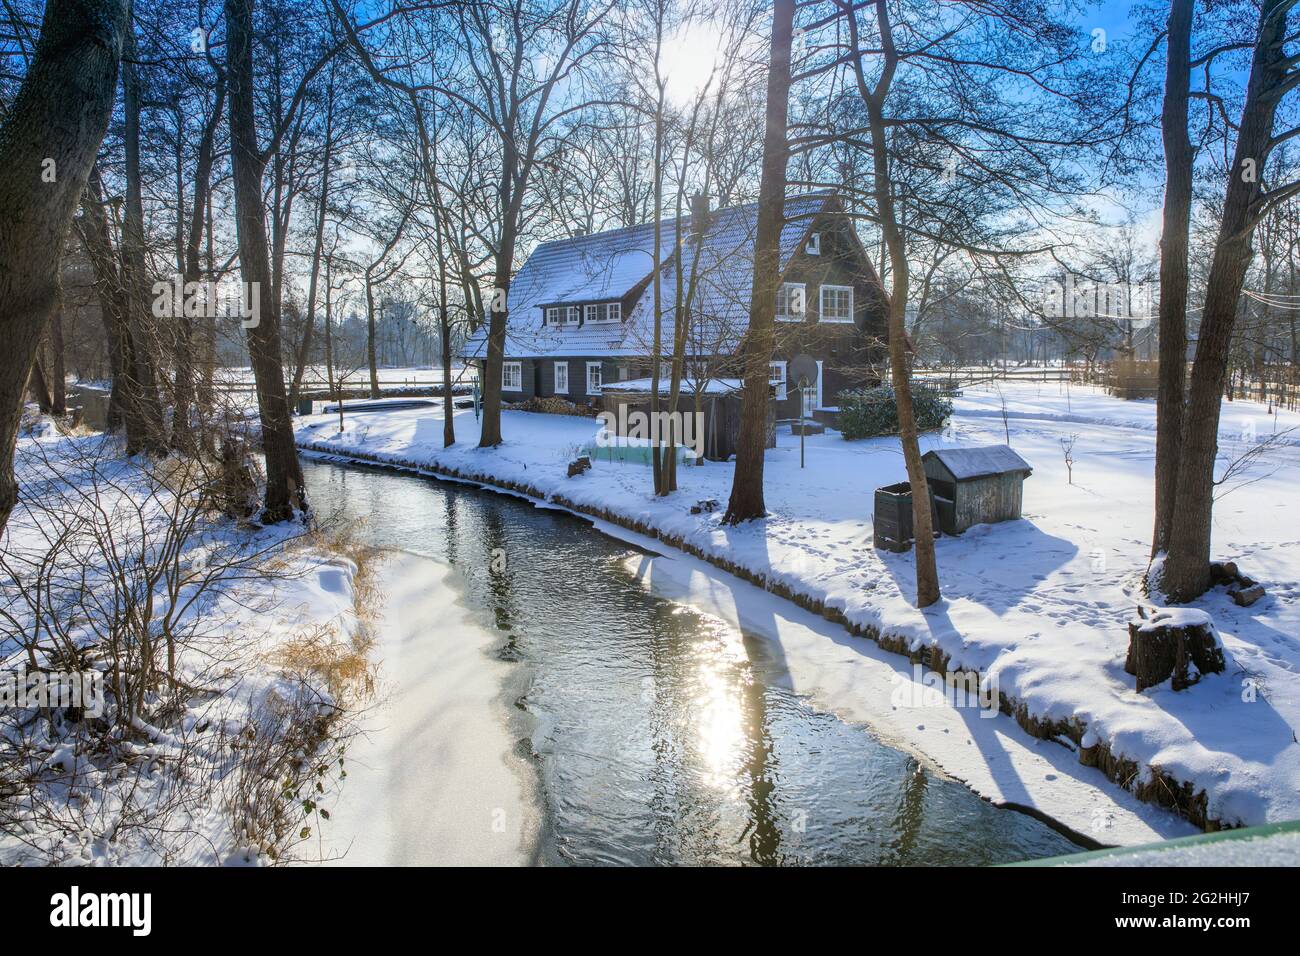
xmin=460 ymin=191 xmax=889 ymax=419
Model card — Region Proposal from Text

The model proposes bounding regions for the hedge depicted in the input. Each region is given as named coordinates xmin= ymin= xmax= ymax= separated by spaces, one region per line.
xmin=837 ymin=385 xmax=952 ymax=440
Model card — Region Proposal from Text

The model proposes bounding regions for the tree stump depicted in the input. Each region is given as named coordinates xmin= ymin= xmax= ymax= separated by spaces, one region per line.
xmin=1125 ymin=608 xmax=1226 ymax=692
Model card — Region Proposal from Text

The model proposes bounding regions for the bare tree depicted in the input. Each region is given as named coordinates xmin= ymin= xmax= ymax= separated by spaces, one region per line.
xmin=1162 ymin=0 xmax=1300 ymax=601
xmin=724 ymin=0 xmax=794 ymax=524
xmin=0 ymin=0 xmax=129 ymax=535
xmin=223 ymin=0 xmax=335 ymax=521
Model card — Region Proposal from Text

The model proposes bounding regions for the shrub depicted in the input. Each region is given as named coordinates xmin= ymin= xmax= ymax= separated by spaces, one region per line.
xmin=837 ymin=385 xmax=952 ymax=440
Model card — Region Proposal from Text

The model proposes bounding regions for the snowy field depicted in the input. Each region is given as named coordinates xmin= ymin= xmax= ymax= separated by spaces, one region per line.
xmin=213 ymin=365 xmax=476 ymax=390
xmin=293 ymin=381 xmax=1300 ymax=840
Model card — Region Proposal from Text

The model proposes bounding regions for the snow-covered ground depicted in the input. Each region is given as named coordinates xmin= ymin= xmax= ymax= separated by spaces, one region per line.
xmin=320 ymin=552 xmax=542 ymax=866
xmin=0 ymin=424 xmax=367 ymax=866
xmin=294 ymin=380 xmax=1300 ymax=838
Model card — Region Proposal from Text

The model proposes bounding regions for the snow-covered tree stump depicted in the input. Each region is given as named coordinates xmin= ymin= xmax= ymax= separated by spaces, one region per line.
xmin=1125 ymin=608 xmax=1226 ymax=692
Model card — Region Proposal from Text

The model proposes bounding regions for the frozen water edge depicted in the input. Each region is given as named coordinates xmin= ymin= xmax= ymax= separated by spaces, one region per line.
xmin=320 ymin=551 xmax=544 ymax=866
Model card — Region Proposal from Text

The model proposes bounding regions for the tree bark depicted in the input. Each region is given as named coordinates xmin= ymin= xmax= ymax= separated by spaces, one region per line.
xmin=120 ymin=0 xmax=167 ymax=453
xmin=49 ymin=300 xmax=67 ymax=416
xmin=226 ymin=0 xmax=307 ymax=522
xmin=1162 ymin=4 xmax=1289 ymax=601
xmin=366 ymin=279 xmax=380 ymax=399
xmin=0 ymin=0 xmax=129 ymax=533
xmin=723 ymin=0 xmax=794 ymax=524
xmin=857 ymin=0 xmax=939 ymax=606
xmin=1152 ymin=0 xmax=1193 ymax=557
xmin=76 ymin=166 xmax=158 ymax=454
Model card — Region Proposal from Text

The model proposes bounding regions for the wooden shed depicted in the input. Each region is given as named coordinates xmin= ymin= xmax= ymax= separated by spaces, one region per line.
xmin=922 ymin=445 xmax=1032 ymax=534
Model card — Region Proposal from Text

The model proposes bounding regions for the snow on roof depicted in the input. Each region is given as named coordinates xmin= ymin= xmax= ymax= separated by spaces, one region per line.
xmin=923 ymin=444 xmax=1033 ymax=480
xmin=461 ymin=192 xmax=840 ymax=360
xmin=601 ymin=376 xmax=743 ymax=395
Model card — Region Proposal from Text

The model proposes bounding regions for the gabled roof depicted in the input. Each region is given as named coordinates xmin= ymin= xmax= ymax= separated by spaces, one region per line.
xmin=922 ymin=445 xmax=1033 ymax=480
xmin=461 ymin=191 xmax=852 ymax=360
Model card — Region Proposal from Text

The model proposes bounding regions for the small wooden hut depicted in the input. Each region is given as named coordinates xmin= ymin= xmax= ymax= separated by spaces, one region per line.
xmin=922 ymin=445 xmax=1032 ymax=534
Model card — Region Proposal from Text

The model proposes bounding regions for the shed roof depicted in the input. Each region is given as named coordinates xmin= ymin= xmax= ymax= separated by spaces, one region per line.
xmin=922 ymin=445 xmax=1032 ymax=480
xmin=602 ymin=376 xmax=743 ymax=395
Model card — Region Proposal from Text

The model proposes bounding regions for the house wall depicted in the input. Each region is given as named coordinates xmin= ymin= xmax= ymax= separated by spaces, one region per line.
xmin=535 ymin=357 xmax=633 ymax=407
xmin=769 ymin=216 xmax=889 ymax=419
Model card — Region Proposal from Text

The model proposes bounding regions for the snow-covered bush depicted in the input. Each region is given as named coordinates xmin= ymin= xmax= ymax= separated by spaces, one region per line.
xmin=837 ymin=385 xmax=953 ymax=439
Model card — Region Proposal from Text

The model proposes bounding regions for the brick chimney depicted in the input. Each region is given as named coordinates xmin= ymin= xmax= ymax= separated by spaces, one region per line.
xmin=690 ymin=192 xmax=710 ymax=242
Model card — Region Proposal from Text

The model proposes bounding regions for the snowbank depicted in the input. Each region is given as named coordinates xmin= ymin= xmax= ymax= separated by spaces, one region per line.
xmin=320 ymin=552 xmax=542 ymax=866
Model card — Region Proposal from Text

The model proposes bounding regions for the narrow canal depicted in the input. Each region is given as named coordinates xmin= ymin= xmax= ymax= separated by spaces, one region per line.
xmin=305 ymin=457 xmax=1080 ymax=865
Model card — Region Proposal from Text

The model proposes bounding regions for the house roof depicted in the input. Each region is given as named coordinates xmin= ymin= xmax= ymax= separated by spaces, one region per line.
xmin=461 ymin=191 xmax=846 ymax=360
xmin=922 ymin=445 xmax=1033 ymax=480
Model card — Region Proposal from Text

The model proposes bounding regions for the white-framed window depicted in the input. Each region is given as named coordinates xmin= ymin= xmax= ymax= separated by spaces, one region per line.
xmin=776 ymin=282 xmax=806 ymax=321
xmin=546 ymin=306 xmax=561 ymax=326
xmin=566 ymin=305 xmax=581 ymax=325
xmin=502 ymin=360 xmax=523 ymax=391
xmin=553 ymin=361 xmax=569 ymax=394
xmin=806 ymin=232 xmax=821 ymax=255
xmin=585 ymin=303 xmax=600 ymax=324
xmin=586 ymin=361 xmax=603 ymax=395
xmin=820 ymin=284 xmax=854 ymax=323
xmin=802 ymin=359 xmax=824 ymax=417
xmin=769 ymin=360 xmax=788 ymax=400
xmin=608 ymin=301 xmax=622 ymax=321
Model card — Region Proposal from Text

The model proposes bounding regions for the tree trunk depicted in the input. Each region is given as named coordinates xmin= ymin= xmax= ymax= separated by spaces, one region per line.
xmin=1162 ymin=5 xmax=1288 ymax=602
xmin=49 ymin=291 xmax=67 ymax=416
xmin=0 ymin=0 xmax=129 ymax=533
xmin=120 ymin=0 xmax=167 ymax=453
xmin=173 ymin=66 xmax=225 ymax=453
xmin=366 ymin=278 xmax=380 ymax=399
xmin=1152 ymin=0 xmax=1193 ymax=557
xmin=436 ymin=235 xmax=455 ymax=448
xmin=723 ymin=0 xmax=794 ymax=524
xmin=478 ymin=217 xmax=516 ymax=448
xmin=76 ymin=167 xmax=160 ymax=455
xmin=30 ymin=352 xmax=54 ymax=413
xmin=289 ymin=72 xmax=333 ymax=410
xmin=226 ymin=0 xmax=307 ymax=522
xmin=859 ymin=0 xmax=939 ymax=606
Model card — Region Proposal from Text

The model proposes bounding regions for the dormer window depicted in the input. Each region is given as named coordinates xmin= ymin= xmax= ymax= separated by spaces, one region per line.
xmin=806 ymin=232 xmax=821 ymax=255
xmin=549 ymin=301 xmax=623 ymax=326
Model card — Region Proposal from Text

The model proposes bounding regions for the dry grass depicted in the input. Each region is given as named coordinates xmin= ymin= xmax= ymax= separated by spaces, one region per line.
xmin=274 ymin=626 xmax=375 ymax=705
